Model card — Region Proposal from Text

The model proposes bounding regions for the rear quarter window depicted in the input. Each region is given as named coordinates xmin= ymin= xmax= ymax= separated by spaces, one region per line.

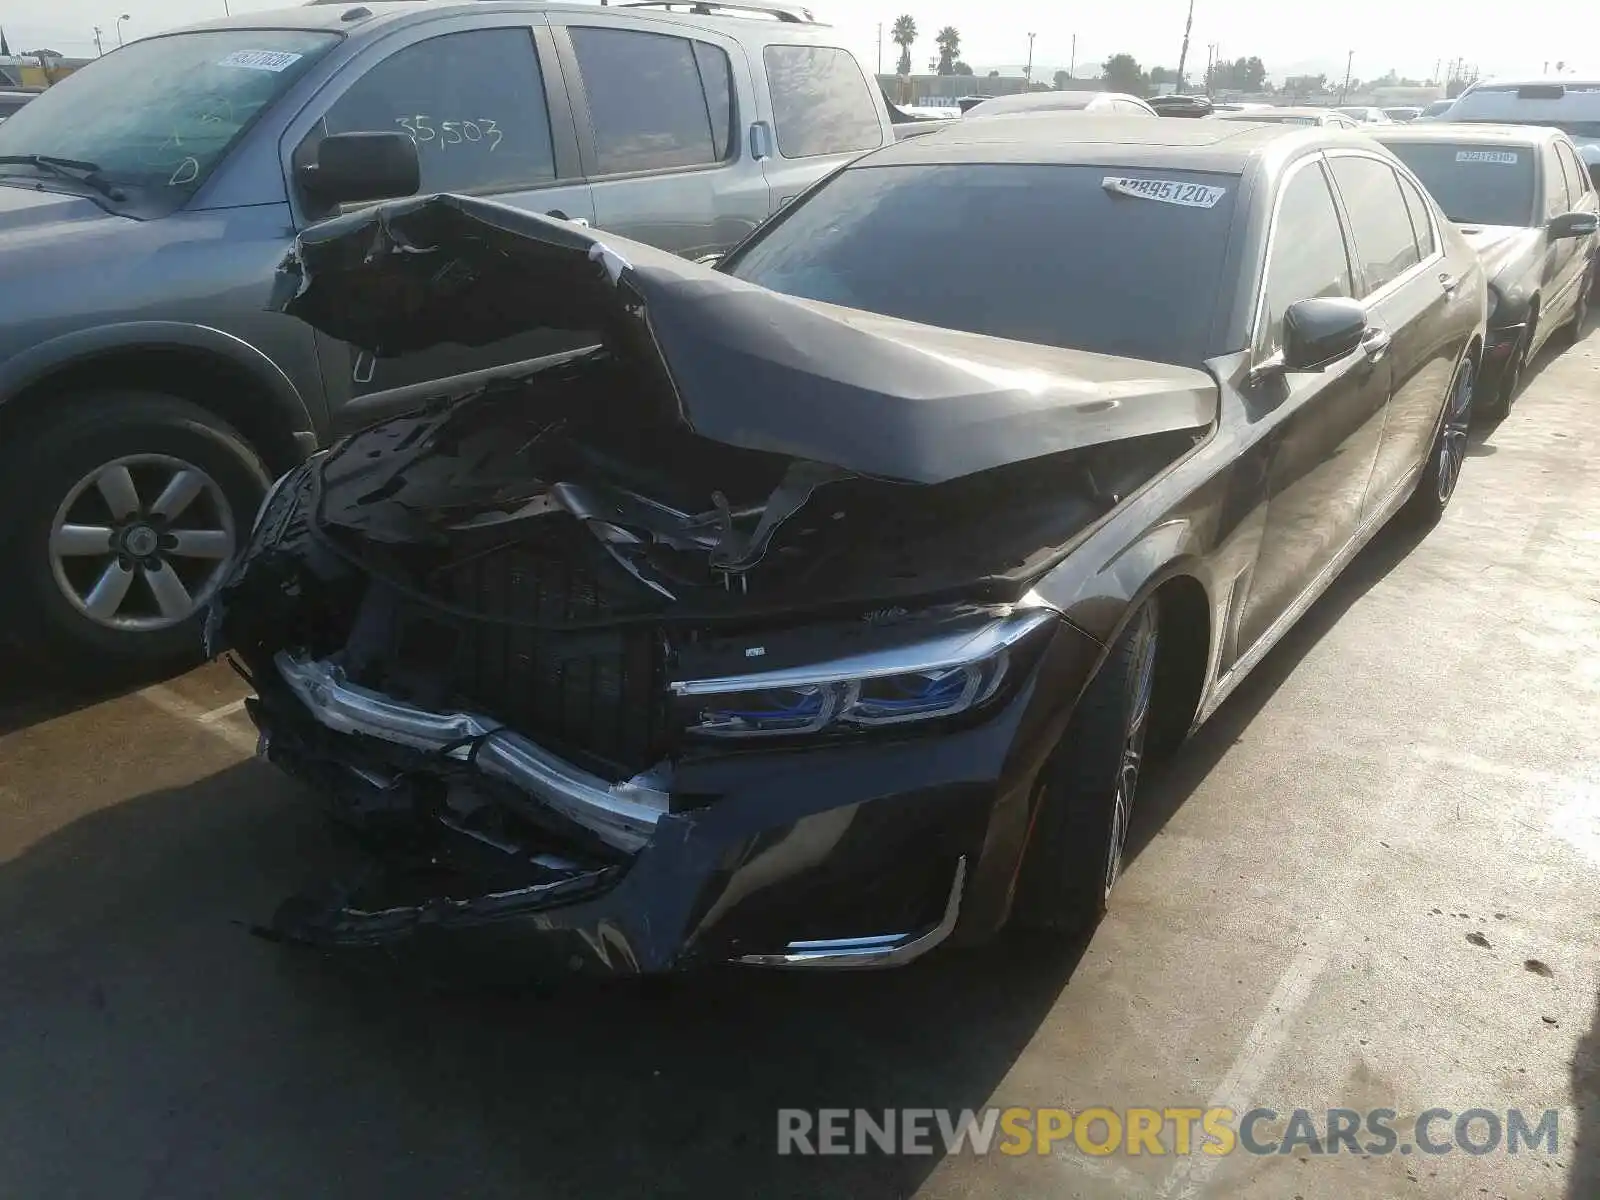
xmin=762 ymin=44 xmax=883 ymax=159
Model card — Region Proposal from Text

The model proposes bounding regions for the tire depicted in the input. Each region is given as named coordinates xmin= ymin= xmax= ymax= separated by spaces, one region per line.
xmin=1012 ymin=599 xmax=1160 ymax=935
xmin=1559 ymin=270 xmax=1591 ymax=346
xmin=1403 ymin=355 xmax=1474 ymax=528
xmin=0 ymin=391 xmax=270 ymax=674
xmin=1478 ymin=321 xmax=1529 ymax=425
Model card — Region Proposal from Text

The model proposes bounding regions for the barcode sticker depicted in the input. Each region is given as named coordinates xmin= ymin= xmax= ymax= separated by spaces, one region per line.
xmin=217 ymin=50 xmax=303 ymax=72
xmin=1102 ymin=177 xmax=1228 ymax=207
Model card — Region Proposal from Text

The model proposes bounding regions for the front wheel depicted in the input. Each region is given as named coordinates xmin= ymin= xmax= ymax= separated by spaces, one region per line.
xmin=1404 ymin=355 xmax=1474 ymax=527
xmin=1560 ymin=270 xmax=1591 ymax=345
xmin=0 ymin=391 xmax=270 ymax=673
xmin=1012 ymin=599 xmax=1160 ymax=935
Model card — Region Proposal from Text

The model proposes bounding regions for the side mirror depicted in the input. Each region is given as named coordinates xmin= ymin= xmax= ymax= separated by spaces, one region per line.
xmin=299 ymin=131 xmax=420 ymax=207
xmin=1281 ymin=297 xmax=1369 ymax=371
xmin=1549 ymin=210 xmax=1599 ymax=240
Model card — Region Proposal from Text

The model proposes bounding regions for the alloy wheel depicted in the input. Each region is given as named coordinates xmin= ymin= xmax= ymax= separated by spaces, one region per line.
xmin=47 ymin=454 xmax=238 ymax=632
xmin=1105 ymin=606 xmax=1159 ymax=898
xmin=1435 ymin=361 xmax=1474 ymax=505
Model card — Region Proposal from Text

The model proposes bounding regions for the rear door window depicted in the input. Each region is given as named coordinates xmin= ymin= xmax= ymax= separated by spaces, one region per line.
xmin=1327 ymin=155 xmax=1421 ymax=294
xmin=568 ymin=27 xmax=728 ymax=174
xmin=763 ymin=45 xmax=883 ymax=159
xmin=1395 ymin=172 xmax=1436 ymax=259
xmin=319 ymin=29 xmax=556 ymax=194
xmin=1258 ymin=161 xmax=1354 ymax=356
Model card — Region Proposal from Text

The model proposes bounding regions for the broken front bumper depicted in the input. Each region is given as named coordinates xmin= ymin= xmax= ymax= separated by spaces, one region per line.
xmin=248 ymin=624 xmax=1098 ymax=975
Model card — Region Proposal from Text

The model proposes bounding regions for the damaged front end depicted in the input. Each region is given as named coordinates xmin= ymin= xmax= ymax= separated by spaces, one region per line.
xmin=211 ymin=195 xmax=1216 ymax=973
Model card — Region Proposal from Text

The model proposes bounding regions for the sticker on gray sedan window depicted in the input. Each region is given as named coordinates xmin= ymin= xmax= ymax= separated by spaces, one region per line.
xmin=1455 ymin=149 xmax=1519 ymax=164
xmin=1102 ymin=177 xmax=1227 ymax=207
xmin=216 ymin=50 xmax=304 ymax=72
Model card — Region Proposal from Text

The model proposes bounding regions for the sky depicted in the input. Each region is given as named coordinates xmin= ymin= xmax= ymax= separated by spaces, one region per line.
xmin=2 ymin=0 xmax=1590 ymax=85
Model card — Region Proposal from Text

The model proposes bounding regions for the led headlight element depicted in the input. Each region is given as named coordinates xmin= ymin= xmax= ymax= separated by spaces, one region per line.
xmin=673 ymin=608 xmax=1056 ymax=739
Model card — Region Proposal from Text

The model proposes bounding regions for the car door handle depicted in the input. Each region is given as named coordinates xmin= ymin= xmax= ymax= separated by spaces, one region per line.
xmin=1438 ymin=272 xmax=1460 ymax=293
xmin=546 ymin=209 xmax=589 ymax=227
xmin=1361 ymin=328 xmax=1392 ymax=361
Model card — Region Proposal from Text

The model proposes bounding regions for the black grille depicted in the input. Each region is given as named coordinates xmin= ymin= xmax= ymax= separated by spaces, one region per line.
xmin=424 ymin=534 xmax=668 ymax=778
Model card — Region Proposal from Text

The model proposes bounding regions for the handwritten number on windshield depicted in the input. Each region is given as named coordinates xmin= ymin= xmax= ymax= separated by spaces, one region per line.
xmin=395 ymin=115 xmax=501 ymax=151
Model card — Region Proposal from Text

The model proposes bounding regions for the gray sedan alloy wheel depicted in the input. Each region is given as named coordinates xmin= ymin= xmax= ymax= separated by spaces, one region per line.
xmin=48 ymin=453 xmax=238 ymax=632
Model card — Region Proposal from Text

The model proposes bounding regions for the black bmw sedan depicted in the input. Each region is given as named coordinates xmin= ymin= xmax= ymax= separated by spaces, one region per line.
xmin=208 ymin=117 xmax=1486 ymax=974
xmin=1374 ymin=122 xmax=1599 ymax=417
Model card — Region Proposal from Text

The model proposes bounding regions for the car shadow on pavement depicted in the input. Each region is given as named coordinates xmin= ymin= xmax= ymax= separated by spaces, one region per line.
xmin=0 ymin=644 xmax=154 ymax=739
xmin=0 ymin=516 xmax=1435 ymax=1200
xmin=1571 ymin=988 xmax=1600 ymax=1199
xmin=0 ymin=755 xmax=1098 ymax=1198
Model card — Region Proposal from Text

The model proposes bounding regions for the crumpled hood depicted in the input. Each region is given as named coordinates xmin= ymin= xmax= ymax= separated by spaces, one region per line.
xmin=1455 ymin=222 xmax=1541 ymax=284
xmin=272 ymin=194 xmax=1217 ymax=486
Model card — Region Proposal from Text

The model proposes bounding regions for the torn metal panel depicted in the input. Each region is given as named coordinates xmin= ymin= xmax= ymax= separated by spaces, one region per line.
xmin=273 ymin=193 xmax=1218 ymax=485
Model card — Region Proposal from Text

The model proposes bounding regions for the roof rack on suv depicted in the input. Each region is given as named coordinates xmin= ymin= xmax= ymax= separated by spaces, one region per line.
xmin=617 ymin=1 xmax=820 ymax=23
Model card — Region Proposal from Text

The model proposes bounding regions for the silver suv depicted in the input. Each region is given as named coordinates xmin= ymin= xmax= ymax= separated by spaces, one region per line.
xmin=0 ymin=0 xmax=892 ymax=670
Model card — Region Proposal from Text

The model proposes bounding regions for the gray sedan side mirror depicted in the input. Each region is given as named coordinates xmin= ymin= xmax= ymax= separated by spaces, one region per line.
xmin=1549 ymin=210 xmax=1599 ymax=240
xmin=1281 ymin=297 xmax=1369 ymax=371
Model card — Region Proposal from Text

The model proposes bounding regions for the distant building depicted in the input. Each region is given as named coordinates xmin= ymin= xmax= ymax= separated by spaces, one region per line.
xmin=0 ymin=53 xmax=89 ymax=88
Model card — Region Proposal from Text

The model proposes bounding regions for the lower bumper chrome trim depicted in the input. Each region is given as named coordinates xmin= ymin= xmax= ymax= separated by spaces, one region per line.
xmin=273 ymin=652 xmax=668 ymax=853
xmin=732 ymin=856 xmax=967 ymax=969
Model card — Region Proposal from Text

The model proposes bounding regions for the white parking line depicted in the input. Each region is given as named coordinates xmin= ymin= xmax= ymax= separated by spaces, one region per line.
xmin=139 ymin=684 xmax=258 ymax=756
xmin=1154 ymin=933 xmax=1339 ymax=1199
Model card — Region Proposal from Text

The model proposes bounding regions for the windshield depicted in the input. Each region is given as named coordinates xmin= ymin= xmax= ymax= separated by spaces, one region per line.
xmin=723 ymin=162 xmax=1237 ymax=366
xmin=0 ymin=30 xmax=337 ymax=207
xmin=1382 ymin=141 xmax=1537 ymax=227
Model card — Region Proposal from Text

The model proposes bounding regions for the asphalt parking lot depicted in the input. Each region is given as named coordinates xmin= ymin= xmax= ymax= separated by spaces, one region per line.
xmin=2 ymin=326 xmax=1597 ymax=1200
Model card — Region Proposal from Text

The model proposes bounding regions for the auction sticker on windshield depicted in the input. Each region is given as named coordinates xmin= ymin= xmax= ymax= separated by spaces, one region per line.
xmin=1455 ymin=149 xmax=1519 ymax=165
xmin=217 ymin=50 xmax=304 ymax=72
xmin=1102 ymin=177 xmax=1227 ymax=208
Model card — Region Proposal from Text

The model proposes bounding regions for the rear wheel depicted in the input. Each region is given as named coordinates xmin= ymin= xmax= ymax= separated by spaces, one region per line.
xmin=0 ymin=392 xmax=270 ymax=673
xmin=1404 ymin=355 xmax=1474 ymax=527
xmin=1012 ymin=599 xmax=1159 ymax=935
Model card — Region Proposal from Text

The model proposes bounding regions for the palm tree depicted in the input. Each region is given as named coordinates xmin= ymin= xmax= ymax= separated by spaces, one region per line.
xmin=891 ymin=14 xmax=917 ymax=76
xmin=935 ymin=26 xmax=961 ymax=75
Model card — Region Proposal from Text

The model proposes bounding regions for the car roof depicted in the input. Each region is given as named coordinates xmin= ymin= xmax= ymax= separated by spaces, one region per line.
xmin=1464 ymin=76 xmax=1600 ymax=90
xmin=165 ymin=0 xmax=838 ymax=39
xmin=861 ymin=113 xmax=1346 ymax=173
xmin=1371 ymin=121 xmax=1555 ymax=147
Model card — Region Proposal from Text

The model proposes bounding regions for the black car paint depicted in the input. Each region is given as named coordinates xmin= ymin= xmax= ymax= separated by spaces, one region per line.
xmin=1376 ymin=126 xmax=1599 ymax=395
xmin=213 ymin=122 xmax=1486 ymax=973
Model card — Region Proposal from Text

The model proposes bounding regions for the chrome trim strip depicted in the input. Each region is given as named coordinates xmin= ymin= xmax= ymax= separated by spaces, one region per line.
xmin=670 ymin=610 xmax=1056 ymax=696
xmin=732 ymin=857 xmax=967 ymax=969
xmin=274 ymin=653 xmax=668 ymax=853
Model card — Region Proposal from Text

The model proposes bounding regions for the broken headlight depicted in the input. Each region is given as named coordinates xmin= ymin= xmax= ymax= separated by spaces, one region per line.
xmin=674 ymin=608 xmax=1056 ymax=739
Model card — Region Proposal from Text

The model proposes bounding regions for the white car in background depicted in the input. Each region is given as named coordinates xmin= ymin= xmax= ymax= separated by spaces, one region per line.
xmin=1336 ymin=105 xmax=1393 ymax=123
xmin=1448 ymin=78 xmax=1600 ymax=181
xmin=962 ymin=90 xmax=1158 ymax=118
